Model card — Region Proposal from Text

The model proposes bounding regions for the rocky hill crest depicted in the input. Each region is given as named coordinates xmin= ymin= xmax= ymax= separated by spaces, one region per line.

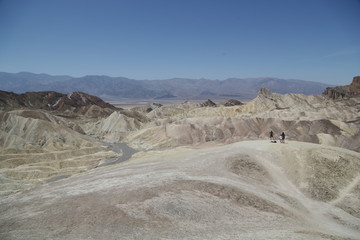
xmin=0 ymin=90 xmax=119 ymax=117
xmin=323 ymin=76 xmax=360 ymax=99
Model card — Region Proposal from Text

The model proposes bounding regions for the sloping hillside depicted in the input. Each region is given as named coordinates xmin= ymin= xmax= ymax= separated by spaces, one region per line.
xmin=1 ymin=141 xmax=359 ymax=239
xmin=0 ymin=109 xmax=120 ymax=195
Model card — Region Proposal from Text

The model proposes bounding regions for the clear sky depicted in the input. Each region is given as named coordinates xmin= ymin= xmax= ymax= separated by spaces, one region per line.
xmin=0 ymin=0 xmax=359 ymax=85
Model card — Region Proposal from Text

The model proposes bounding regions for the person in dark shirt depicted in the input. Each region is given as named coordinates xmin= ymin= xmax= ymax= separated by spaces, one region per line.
xmin=281 ymin=132 xmax=285 ymax=143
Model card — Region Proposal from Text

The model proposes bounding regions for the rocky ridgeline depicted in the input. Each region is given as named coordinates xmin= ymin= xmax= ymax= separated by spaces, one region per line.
xmin=0 ymin=90 xmax=119 ymax=117
xmin=199 ymin=99 xmax=217 ymax=107
xmin=199 ymin=99 xmax=243 ymax=107
xmin=323 ymin=76 xmax=360 ymax=99
xmin=219 ymin=98 xmax=243 ymax=106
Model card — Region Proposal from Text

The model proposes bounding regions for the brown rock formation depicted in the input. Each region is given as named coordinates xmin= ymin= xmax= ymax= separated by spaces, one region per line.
xmin=220 ymin=99 xmax=243 ymax=107
xmin=323 ymin=76 xmax=360 ymax=99
xmin=0 ymin=90 xmax=119 ymax=117
xmin=199 ymin=99 xmax=217 ymax=107
xmin=351 ymin=76 xmax=360 ymax=87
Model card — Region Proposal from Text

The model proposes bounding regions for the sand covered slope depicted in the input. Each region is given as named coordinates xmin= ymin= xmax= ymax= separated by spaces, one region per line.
xmin=1 ymin=140 xmax=359 ymax=240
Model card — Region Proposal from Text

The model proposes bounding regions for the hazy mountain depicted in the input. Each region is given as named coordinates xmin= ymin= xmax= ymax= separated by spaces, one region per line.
xmin=0 ymin=72 xmax=72 ymax=93
xmin=0 ymin=72 xmax=333 ymax=100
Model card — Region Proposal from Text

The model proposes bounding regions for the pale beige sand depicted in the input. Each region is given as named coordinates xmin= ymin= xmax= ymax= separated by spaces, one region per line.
xmin=1 ymin=140 xmax=359 ymax=240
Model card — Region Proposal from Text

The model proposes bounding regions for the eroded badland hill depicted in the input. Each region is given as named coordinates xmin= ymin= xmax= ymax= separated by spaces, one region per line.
xmin=0 ymin=77 xmax=360 ymax=239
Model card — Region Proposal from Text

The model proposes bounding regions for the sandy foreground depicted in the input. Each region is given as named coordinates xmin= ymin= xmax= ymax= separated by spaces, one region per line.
xmin=1 ymin=140 xmax=360 ymax=240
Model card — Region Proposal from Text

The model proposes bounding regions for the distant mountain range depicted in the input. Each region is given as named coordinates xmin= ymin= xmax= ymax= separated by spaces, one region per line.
xmin=0 ymin=72 xmax=333 ymax=100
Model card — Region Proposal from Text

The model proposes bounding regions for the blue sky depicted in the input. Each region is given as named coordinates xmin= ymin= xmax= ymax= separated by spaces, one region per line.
xmin=0 ymin=0 xmax=359 ymax=85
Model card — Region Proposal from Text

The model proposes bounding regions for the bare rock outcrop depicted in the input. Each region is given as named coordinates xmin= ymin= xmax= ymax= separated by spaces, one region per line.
xmin=199 ymin=99 xmax=217 ymax=107
xmin=131 ymin=102 xmax=163 ymax=114
xmin=0 ymin=90 xmax=63 ymax=110
xmin=0 ymin=90 xmax=119 ymax=117
xmin=57 ymin=92 xmax=118 ymax=114
xmin=219 ymin=99 xmax=243 ymax=106
xmin=323 ymin=76 xmax=360 ymax=99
